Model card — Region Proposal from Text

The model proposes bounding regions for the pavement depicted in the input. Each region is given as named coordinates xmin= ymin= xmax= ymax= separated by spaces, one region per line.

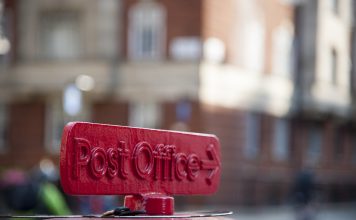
xmin=227 ymin=203 xmax=356 ymax=220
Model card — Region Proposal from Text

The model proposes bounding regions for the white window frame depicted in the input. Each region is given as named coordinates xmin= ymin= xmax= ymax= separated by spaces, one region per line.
xmin=242 ymin=20 xmax=265 ymax=72
xmin=237 ymin=0 xmax=266 ymax=73
xmin=40 ymin=10 xmax=82 ymax=60
xmin=128 ymin=1 xmax=166 ymax=60
xmin=272 ymin=22 xmax=294 ymax=77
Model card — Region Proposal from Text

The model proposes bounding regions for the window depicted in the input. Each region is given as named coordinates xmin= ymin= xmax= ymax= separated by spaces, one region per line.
xmin=129 ymin=102 xmax=161 ymax=129
xmin=333 ymin=128 xmax=345 ymax=161
xmin=45 ymin=100 xmax=66 ymax=154
xmin=40 ymin=10 xmax=81 ymax=60
xmin=244 ymin=113 xmax=261 ymax=159
xmin=331 ymin=48 xmax=338 ymax=85
xmin=329 ymin=0 xmax=339 ymax=15
xmin=97 ymin=0 xmax=119 ymax=58
xmin=176 ymin=100 xmax=192 ymax=122
xmin=272 ymin=118 xmax=290 ymax=161
xmin=204 ymin=38 xmax=225 ymax=63
xmin=242 ymin=21 xmax=265 ymax=72
xmin=170 ymin=37 xmax=202 ymax=61
xmin=46 ymin=95 xmax=90 ymax=154
xmin=237 ymin=0 xmax=265 ymax=72
xmin=0 ymin=103 xmax=8 ymax=153
xmin=63 ymin=84 xmax=82 ymax=117
xmin=306 ymin=125 xmax=323 ymax=165
xmin=352 ymin=136 xmax=356 ymax=165
xmin=0 ymin=1 xmax=11 ymax=58
xmin=272 ymin=23 xmax=294 ymax=76
xmin=128 ymin=1 xmax=165 ymax=60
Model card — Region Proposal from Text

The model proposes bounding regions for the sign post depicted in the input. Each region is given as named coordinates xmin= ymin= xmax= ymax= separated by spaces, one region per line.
xmin=60 ymin=122 xmax=221 ymax=215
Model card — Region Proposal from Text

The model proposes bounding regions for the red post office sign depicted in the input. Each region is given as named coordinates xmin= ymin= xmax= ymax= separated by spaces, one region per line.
xmin=60 ymin=122 xmax=221 ymax=196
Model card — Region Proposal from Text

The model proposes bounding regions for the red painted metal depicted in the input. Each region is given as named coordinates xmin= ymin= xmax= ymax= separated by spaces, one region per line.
xmin=124 ymin=194 xmax=174 ymax=215
xmin=60 ymin=122 xmax=221 ymax=215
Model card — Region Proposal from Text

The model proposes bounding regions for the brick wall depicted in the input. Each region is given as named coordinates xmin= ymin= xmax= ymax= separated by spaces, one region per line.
xmin=163 ymin=0 xmax=202 ymax=60
xmin=201 ymin=105 xmax=247 ymax=204
xmin=0 ymin=102 xmax=46 ymax=169
xmin=289 ymin=117 xmax=356 ymax=202
xmin=201 ymin=0 xmax=235 ymax=63
xmin=92 ymin=101 xmax=129 ymax=126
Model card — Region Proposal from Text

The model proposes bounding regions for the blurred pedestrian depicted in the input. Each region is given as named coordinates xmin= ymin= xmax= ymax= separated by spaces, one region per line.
xmin=31 ymin=158 xmax=72 ymax=215
xmin=292 ymin=167 xmax=316 ymax=220
xmin=0 ymin=169 xmax=38 ymax=213
xmin=0 ymin=158 xmax=72 ymax=216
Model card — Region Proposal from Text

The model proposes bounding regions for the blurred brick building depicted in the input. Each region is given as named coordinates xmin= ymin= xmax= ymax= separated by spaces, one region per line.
xmin=0 ymin=0 xmax=355 ymax=206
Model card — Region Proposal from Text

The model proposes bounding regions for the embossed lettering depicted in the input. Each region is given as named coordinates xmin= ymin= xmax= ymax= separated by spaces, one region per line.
xmin=175 ymin=153 xmax=187 ymax=180
xmin=132 ymin=141 xmax=154 ymax=179
xmin=187 ymin=154 xmax=200 ymax=181
xmin=153 ymin=144 xmax=164 ymax=180
xmin=118 ymin=141 xmax=130 ymax=179
xmin=107 ymin=148 xmax=118 ymax=178
xmin=90 ymin=147 xmax=108 ymax=178
xmin=153 ymin=144 xmax=177 ymax=180
xmin=74 ymin=138 xmax=91 ymax=179
xmin=162 ymin=145 xmax=174 ymax=180
xmin=72 ymin=137 xmax=207 ymax=182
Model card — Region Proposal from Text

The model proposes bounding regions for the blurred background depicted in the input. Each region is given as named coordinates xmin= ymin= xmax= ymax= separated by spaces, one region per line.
xmin=0 ymin=0 xmax=355 ymax=219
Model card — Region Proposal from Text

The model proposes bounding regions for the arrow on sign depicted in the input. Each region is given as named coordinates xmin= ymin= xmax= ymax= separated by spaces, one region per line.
xmin=200 ymin=144 xmax=220 ymax=185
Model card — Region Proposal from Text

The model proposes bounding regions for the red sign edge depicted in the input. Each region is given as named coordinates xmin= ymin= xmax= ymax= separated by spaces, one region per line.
xmin=60 ymin=122 xmax=77 ymax=195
